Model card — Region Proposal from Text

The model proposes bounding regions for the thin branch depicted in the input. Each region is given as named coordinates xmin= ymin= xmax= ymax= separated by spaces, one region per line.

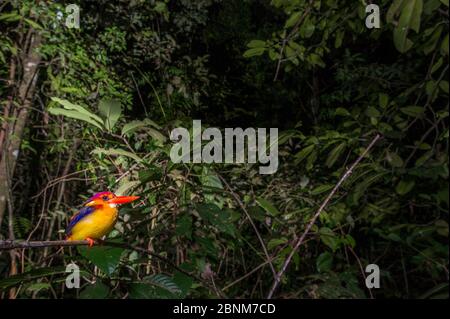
xmin=266 ymin=134 xmax=382 ymax=299
xmin=218 ymin=175 xmax=277 ymax=279
xmin=273 ymin=0 xmax=314 ymax=81
xmin=0 ymin=239 xmax=227 ymax=298
xmin=348 ymin=246 xmax=374 ymax=299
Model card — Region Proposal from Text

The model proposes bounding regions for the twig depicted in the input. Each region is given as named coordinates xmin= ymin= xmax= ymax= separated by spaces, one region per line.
xmin=273 ymin=0 xmax=314 ymax=81
xmin=0 ymin=239 xmax=227 ymax=298
xmin=348 ymin=246 xmax=374 ymax=299
xmin=266 ymin=134 xmax=381 ymax=299
xmin=218 ymin=175 xmax=277 ymax=279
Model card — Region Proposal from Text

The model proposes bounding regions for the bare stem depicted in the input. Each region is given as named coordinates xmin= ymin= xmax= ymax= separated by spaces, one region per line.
xmin=266 ymin=134 xmax=382 ymax=299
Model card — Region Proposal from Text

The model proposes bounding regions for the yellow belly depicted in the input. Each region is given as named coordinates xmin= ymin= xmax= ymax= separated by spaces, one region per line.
xmin=68 ymin=207 xmax=118 ymax=240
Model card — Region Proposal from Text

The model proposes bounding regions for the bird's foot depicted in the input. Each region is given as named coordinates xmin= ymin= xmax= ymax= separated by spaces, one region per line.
xmin=86 ymin=237 xmax=95 ymax=247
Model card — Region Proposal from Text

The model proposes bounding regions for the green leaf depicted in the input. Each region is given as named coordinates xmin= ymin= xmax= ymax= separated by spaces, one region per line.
xmin=146 ymin=274 xmax=182 ymax=295
xmin=387 ymin=0 xmax=407 ymax=23
xmin=366 ymin=106 xmax=381 ymax=118
xmin=379 ymin=94 xmax=389 ymax=109
xmin=442 ymin=34 xmax=449 ymax=55
xmin=129 ymin=275 xmax=181 ymax=299
xmin=386 ymin=151 xmax=404 ymax=168
xmin=78 ymin=244 xmax=125 ymax=275
xmin=435 ymin=220 xmax=449 ymax=237
xmin=0 ymin=12 xmax=21 ymax=22
xmin=268 ymin=238 xmax=288 ymax=250
xmin=335 ymin=107 xmax=351 ymax=116
xmin=308 ymin=53 xmax=325 ymax=67
xmin=92 ymin=147 xmax=143 ymax=163
xmin=80 ymin=282 xmax=110 ymax=299
xmin=99 ymin=99 xmax=122 ymax=131
xmin=50 ymin=97 xmax=104 ymax=124
xmin=439 ymin=80 xmax=449 ymax=94
xmin=423 ymin=25 xmax=443 ymax=55
xmin=24 ymin=18 xmax=43 ymax=30
xmin=319 ymin=227 xmax=340 ymax=252
xmin=311 ymin=184 xmax=334 ymax=195
xmin=122 ymin=119 xmax=161 ymax=136
xmin=393 ymin=0 xmax=423 ymax=53
xmin=25 ymin=282 xmax=51 ymax=295
xmin=243 ymin=47 xmax=266 ymax=58
xmin=285 ymin=11 xmax=301 ymax=28
xmin=325 ymin=142 xmax=346 ymax=168
xmin=129 ymin=283 xmax=158 ymax=298
xmin=148 ymin=127 xmax=167 ymax=143
xmin=400 ymin=106 xmax=425 ymax=117
xmin=256 ymin=197 xmax=281 ymax=216
xmin=440 ymin=0 xmax=449 ymax=7
xmin=295 ymin=144 xmax=315 ymax=162
xmin=335 ymin=30 xmax=345 ymax=48
xmin=299 ymin=20 xmax=315 ymax=38
xmin=316 ymin=252 xmax=333 ymax=272
xmin=415 ymin=151 xmax=433 ymax=167
xmin=48 ymin=108 xmax=104 ymax=130
xmin=173 ymin=271 xmax=193 ymax=297
xmin=247 ymin=40 xmax=266 ymax=48
xmin=200 ymin=166 xmax=223 ymax=205
xmin=396 ymin=180 xmax=415 ymax=195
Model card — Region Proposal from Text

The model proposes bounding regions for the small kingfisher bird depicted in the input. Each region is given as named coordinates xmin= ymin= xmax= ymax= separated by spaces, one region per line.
xmin=66 ymin=191 xmax=139 ymax=246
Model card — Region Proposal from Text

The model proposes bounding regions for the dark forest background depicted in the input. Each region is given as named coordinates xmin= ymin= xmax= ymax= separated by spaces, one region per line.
xmin=0 ymin=0 xmax=448 ymax=299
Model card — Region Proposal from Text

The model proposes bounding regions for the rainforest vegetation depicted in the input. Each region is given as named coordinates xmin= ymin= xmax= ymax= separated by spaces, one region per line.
xmin=0 ymin=0 xmax=448 ymax=299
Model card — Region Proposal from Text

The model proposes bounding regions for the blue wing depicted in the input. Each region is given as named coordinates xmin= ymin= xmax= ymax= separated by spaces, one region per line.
xmin=66 ymin=206 xmax=95 ymax=236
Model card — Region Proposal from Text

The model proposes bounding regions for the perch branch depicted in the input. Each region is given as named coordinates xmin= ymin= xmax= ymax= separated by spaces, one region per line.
xmin=266 ymin=134 xmax=382 ymax=299
xmin=0 ymin=239 xmax=226 ymax=298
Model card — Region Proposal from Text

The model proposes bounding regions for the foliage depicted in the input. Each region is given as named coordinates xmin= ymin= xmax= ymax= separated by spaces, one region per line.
xmin=0 ymin=0 xmax=448 ymax=299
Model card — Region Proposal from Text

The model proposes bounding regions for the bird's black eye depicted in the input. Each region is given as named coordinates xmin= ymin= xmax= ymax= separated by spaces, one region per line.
xmin=102 ymin=195 xmax=109 ymax=201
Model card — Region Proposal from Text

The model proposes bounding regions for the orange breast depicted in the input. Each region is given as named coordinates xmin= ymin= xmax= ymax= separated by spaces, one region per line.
xmin=68 ymin=205 xmax=118 ymax=240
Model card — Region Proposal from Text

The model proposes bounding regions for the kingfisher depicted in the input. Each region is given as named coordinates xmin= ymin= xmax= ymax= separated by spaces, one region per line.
xmin=66 ymin=191 xmax=139 ymax=246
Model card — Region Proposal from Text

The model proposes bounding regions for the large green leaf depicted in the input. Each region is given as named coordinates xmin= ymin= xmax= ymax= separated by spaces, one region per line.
xmin=325 ymin=142 xmax=346 ymax=168
xmin=51 ymin=97 xmax=104 ymax=124
xmin=243 ymin=47 xmax=266 ymax=58
xmin=80 ymin=281 xmax=110 ymax=299
xmin=393 ymin=0 xmax=423 ymax=53
xmin=129 ymin=274 xmax=182 ymax=299
xmin=200 ymin=166 xmax=224 ymax=205
xmin=396 ymin=180 xmax=416 ymax=195
xmin=316 ymin=252 xmax=333 ymax=272
xmin=319 ymin=227 xmax=340 ymax=252
xmin=48 ymin=108 xmax=104 ymax=130
xmin=98 ymin=99 xmax=122 ymax=131
xmin=78 ymin=244 xmax=125 ymax=276
xmin=121 ymin=119 xmax=161 ymax=136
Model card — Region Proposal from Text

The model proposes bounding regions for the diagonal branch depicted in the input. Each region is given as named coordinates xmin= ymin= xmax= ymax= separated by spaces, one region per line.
xmin=267 ymin=134 xmax=382 ymax=299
